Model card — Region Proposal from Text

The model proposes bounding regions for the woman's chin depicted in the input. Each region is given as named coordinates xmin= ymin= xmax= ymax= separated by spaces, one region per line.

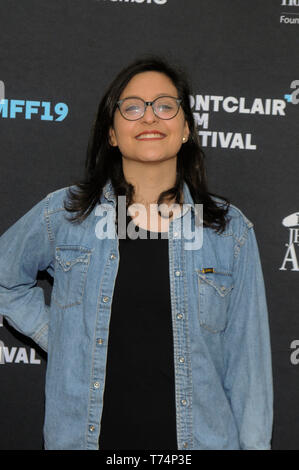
xmin=124 ymin=153 xmax=175 ymax=163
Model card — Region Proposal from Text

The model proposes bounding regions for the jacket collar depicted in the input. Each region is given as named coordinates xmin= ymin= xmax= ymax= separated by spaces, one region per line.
xmin=100 ymin=179 xmax=195 ymax=220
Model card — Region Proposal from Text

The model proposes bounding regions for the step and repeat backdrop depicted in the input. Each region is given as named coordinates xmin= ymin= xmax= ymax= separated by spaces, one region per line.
xmin=0 ymin=0 xmax=298 ymax=450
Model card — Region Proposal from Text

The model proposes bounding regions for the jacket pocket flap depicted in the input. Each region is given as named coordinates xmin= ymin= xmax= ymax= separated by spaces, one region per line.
xmin=196 ymin=269 xmax=234 ymax=297
xmin=55 ymin=246 xmax=92 ymax=272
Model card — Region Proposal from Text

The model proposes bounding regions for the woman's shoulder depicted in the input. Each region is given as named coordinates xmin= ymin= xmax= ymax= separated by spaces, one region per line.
xmin=45 ymin=185 xmax=77 ymax=213
xmin=210 ymin=195 xmax=254 ymax=240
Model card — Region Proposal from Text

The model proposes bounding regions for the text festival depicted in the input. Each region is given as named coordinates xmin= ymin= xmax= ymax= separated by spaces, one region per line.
xmin=190 ymin=95 xmax=287 ymax=150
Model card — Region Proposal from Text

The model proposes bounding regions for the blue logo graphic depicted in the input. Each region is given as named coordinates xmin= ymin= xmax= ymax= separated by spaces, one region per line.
xmin=284 ymin=80 xmax=299 ymax=104
xmin=0 ymin=99 xmax=69 ymax=121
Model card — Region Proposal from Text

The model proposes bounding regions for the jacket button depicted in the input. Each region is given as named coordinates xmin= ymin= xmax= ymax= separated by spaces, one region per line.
xmin=179 ymin=357 xmax=185 ymax=363
xmin=177 ymin=313 xmax=183 ymax=320
xmin=103 ymin=296 xmax=109 ymax=302
xmin=181 ymin=399 xmax=187 ymax=406
xmin=175 ymin=270 xmax=181 ymax=276
xmin=110 ymin=254 xmax=116 ymax=260
xmin=89 ymin=425 xmax=95 ymax=432
xmin=93 ymin=382 xmax=100 ymax=389
xmin=97 ymin=338 xmax=104 ymax=345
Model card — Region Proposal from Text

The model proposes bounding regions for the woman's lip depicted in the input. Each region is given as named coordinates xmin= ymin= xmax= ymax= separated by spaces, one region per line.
xmin=135 ymin=131 xmax=166 ymax=140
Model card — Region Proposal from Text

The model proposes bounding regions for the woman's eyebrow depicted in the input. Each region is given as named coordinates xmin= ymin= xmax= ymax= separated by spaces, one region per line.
xmin=120 ymin=93 xmax=177 ymax=100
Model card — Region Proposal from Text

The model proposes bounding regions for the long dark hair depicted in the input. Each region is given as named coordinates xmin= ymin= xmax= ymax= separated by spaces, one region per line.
xmin=64 ymin=55 xmax=230 ymax=233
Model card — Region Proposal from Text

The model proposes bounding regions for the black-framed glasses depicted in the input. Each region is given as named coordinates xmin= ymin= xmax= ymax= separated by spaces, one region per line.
xmin=116 ymin=95 xmax=182 ymax=121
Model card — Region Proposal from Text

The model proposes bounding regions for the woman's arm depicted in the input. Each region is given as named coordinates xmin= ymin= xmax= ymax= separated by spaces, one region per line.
xmin=0 ymin=195 xmax=54 ymax=352
xmin=223 ymin=223 xmax=273 ymax=449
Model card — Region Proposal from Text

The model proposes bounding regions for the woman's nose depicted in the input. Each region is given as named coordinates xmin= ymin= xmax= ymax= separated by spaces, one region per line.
xmin=141 ymin=104 xmax=158 ymax=123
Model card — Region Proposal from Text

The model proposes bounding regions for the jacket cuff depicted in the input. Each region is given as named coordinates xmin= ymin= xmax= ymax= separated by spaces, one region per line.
xmin=32 ymin=320 xmax=49 ymax=353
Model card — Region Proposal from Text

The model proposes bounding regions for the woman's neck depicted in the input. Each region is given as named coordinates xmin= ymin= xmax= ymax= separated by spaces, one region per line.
xmin=122 ymin=156 xmax=178 ymax=207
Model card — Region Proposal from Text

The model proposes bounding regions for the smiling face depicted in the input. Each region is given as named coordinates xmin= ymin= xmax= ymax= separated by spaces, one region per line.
xmin=109 ymin=71 xmax=189 ymax=163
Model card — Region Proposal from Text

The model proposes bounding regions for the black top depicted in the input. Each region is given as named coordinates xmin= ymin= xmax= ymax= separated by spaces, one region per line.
xmin=98 ymin=215 xmax=177 ymax=450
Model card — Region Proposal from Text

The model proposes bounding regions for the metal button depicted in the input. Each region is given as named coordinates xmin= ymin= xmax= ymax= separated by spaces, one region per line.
xmin=181 ymin=399 xmax=187 ymax=406
xmin=89 ymin=425 xmax=95 ymax=432
xmin=97 ymin=338 xmax=104 ymax=345
xmin=110 ymin=254 xmax=116 ymax=260
xmin=103 ymin=296 xmax=109 ymax=302
xmin=93 ymin=382 xmax=100 ymax=389
xmin=220 ymin=286 xmax=226 ymax=291
xmin=177 ymin=313 xmax=183 ymax=320
xmin=66 ymin=261 xmax=71 ymax=266
xmin=179 ymin=357 xmax=185 ymax=363
xmin=175 ymin=270 xmax=181 ymax=276
xmin=183 ymin=442 xmax=188 ymax=448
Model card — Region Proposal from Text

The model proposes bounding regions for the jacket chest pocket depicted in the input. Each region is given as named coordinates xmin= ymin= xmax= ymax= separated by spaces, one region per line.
xmin=195 ymin=269 xmax=234 ymax=333
xmin=53 ymin=245 xmax=92 ymax=309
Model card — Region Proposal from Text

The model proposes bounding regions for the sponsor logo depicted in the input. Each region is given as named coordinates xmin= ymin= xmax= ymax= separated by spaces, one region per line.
xmin=190 ymin=94 xmax=288 ymax=150
xmin=280 ymin=0 xmax=299 ymax=24
xmin=281 ymin=0 xmax=299 ymax=6
xmin=280 ymin=212 xmax=299 ymax=271
xmin=0 ymin=96 xmax=68 ymax=121
xmin=0 ymin=80 xmax=4 ymax=102
xmin=280 ymin=14 xmax=299 ymax=23
xmin=290 ymin=340 xmax=299 ymax=364
xmin=97 ymin=0 xmax=167 ymax=4
xmin=284 ymin=80 xmax=299 ymax=104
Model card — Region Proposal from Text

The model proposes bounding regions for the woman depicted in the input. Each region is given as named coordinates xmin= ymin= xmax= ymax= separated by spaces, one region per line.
xmin=0 ymin=56 xmax=273 ymax=450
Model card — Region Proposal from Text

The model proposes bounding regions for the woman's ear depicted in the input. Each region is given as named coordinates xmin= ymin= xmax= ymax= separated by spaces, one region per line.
xmin=109 ymin=127 xmax=118 ymax=147
xmin=183 ymin=121 xmax=190 ymax=143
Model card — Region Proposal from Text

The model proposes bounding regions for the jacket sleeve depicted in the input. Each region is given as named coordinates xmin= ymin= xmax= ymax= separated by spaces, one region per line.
xmin=0 ymin=194 xmax=54 ymax=352
xmin=222 ymin=222 xmax=273 ymax=450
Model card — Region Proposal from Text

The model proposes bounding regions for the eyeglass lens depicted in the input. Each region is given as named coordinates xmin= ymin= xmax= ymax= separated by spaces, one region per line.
xmin=119 ymin=97 xmax=180 ymax=120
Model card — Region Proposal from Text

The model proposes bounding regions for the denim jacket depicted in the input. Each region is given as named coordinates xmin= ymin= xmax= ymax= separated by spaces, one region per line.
xmin=0 ymin=179 xmax=273 ymax=450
